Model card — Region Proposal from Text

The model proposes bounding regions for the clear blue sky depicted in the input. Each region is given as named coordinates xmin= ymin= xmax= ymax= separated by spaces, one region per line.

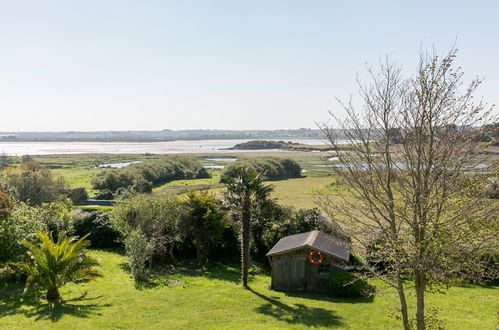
xmin=0 ymin=1 xmax=497 ymax=131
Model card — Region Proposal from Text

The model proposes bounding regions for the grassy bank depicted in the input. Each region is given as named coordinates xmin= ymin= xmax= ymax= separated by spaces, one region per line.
xmin=0 ymin=250 xmax=496 ymax=329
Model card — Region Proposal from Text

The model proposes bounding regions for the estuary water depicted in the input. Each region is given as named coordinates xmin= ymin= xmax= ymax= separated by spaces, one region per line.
xmin=0 ymin=139 xmax=328 ymax=156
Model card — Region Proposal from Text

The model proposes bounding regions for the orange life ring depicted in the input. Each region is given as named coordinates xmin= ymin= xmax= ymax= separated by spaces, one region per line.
xmin=308 ymin=250 xmax=323 ymax=264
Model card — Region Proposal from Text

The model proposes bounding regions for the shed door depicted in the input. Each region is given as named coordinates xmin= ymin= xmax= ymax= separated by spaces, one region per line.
xmin=273 ymin=255 xmax=306 ymax=291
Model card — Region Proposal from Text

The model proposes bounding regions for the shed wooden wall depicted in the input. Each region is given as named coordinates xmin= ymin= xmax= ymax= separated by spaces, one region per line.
xmin=270 ymin=248 xmax=346 ymax=292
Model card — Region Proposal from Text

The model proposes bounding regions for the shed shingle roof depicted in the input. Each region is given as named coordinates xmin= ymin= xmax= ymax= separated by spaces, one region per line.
xmin=266 ymin=230 xmax=350 ymax=261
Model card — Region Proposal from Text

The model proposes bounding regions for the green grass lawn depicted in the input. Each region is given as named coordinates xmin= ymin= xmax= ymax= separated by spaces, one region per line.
xmin=1 ymin=250 xmax=497 ymax=329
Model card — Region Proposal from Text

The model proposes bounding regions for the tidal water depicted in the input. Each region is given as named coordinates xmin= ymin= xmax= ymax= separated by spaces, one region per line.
xmin=0 ymin=139 xmax=328 ymax=156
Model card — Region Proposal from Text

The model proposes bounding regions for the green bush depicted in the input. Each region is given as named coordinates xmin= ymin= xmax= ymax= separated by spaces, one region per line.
xmin=72 ymin=209 xmax=120 ymax=248
xmin=109 ymin=193 xmax=181 ymax=265
xmin=92 ymin=157 xmax=209 ymax=193
xmin=124 ymin=229 xmax=153 ymax=281
xmin=328 ymin=271 xmax=375 ymax=298
xmin=0 ymin=161 xmax=65 ymax=206
xmin=0 ymin=204 xmax=47 ymax=263
xmin=221 ymin=157 xmax=301 ymax=182
xmin=66 ymin=187 xmax=88 ymax=205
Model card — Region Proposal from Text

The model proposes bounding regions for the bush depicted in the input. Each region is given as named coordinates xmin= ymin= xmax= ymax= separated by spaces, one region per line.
xmin=72 ymin=209 xmax=120 ymax=248
xmin=178 ymin=192 xmax=227 ymax=263
xmin=109 ymin=193 xmax=182 ymax=265
xmin=328 ymin=271 xmax=375 ymax=298
xmin=349 ymin=254 xmax=366 ymax=267
xmin=94 ymin=189 xmax=114 ymax=200
xmin=92 ymin=157 xmax=209 ymax=193
xmin=124 ymin=229 xmax=153 ymax=281
xmin=0 ymin=204 xmax=47 ymax=263
xmin=0 ymin=189 xmax=13 ymax=219
xmin=66 ymin=187 xmax=88 ymax=205
xmin=221 ymin=157 xmax=301 ymax=182
xmin=0 ymin=161 xmax=66 ymax=206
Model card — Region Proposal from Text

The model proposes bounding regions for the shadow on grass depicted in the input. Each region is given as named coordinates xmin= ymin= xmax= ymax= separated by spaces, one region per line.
xmin=248 ymin=287 xmax=344 ymax=327
xmin=118 ymin=261 xmax=243 ymax=290
xmin=0 ymin=283 xmax=111 ymax=322
xmin=282 ymin=290 xmax=374 ymax=304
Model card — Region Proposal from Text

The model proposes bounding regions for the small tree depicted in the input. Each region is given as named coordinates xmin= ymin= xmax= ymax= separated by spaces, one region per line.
xmin=0 ymin=161 xmax=65 ymax=206
xmin=110 ymin=193 xmax=181 ymax=265
xmin=224 ymin=168 xmax=272 ymax=287
xmin=318 ymin=47 xmax=498 ymax=329
xmin=124 ymin=229 xmax=153 ymax=281
xmin=180 ymin=191 xmax=227 ymax=264
xmin=17 ymin=231 xmax=102 ymax=300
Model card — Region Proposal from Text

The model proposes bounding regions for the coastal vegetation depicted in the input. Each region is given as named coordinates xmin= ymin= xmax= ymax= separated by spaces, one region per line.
xmin=221 ymin=157 xmax=302 ymax=182
xmin=92 ymin=157 xmax=209 ymax=197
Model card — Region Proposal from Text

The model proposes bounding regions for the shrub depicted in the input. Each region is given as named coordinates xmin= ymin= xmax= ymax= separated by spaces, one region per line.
xmin=349 ymin=254 xmax=366 ymax=267
xmin=0 ymin=161 xmax=65 ymax=206
xmin=0 ymin=188 xmax=13 ymax=219
xmin=92 ymin=157 xmax=209 ymax=193
xmin=178 ymin=192 xmax=227 ymax=263
xmin=221 ymin=157 xmax=301 ymax=182
xmin=0 ymin=205 xmax=47 ymax=263
xmin=328 ymin=271 xmax=375 ymax=298
xmin=124 ymin=229 xmax=153 ymax=281
xmin=66 ymin=187 xmax=88 ymax=205
xmin=110 ymin=193 xmax=181 ymax=265
xmin=94 ymin=189 xmax=114 ymax=200
xmin=37 ymin=201 xmax=74 ymax=238
xmin=72 ymin=210 xmax=120 ymax=248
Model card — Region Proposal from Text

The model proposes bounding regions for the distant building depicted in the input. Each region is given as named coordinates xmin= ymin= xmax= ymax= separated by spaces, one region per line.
xmin=266 ymin=230 xmax=351 ymax=292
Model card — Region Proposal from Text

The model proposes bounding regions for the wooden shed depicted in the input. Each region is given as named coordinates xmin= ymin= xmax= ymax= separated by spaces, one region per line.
xmin=266 ymin=230 xmax=351 ymax=292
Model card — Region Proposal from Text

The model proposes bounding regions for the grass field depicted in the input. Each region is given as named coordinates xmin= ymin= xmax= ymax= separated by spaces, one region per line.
xmin=0 ymin=250 xmax=496 ymax=329
xmin=48 ymin=153 xmax=334 ymax=204
xmin=52 ymin=168 xmax=102 ymax=195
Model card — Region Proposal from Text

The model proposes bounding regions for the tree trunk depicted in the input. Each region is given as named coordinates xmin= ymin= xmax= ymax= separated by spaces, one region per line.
xmin=241 ymin=197 xmax=251 ymax=287
xmin=196 ymin=246 xmax=202 ymax=265
xmin=46 ymin=286 xmax=60 ymax=301
xmin=169 ymin=243 xmax=177 ymax=264
xmin=396 ymin=275 xmax=410 ymax=330
xmin=415 ymin=270 xmax=426 ymax=330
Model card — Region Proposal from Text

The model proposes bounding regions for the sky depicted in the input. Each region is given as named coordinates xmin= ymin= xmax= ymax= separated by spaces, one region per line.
xmin=0 ymin=0 xmax=497 ymax=131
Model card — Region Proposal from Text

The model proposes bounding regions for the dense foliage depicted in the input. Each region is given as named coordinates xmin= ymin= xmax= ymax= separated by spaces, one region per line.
xmin=0 ymin=188 xmax=13 ymax=219
xmin=72 ymin=209 xmax=120 ymax=248
xmin=231 ymin=140 xmax=291 ymax=150
xmin=109 ymin=193 xmax=182 ymax=265
xmin=0 ymin=204 xmax=47 ymax=263
xmin=124 ymin=229 xmax=153 ymax=281
xmin=221 ymin=157 xmax=301 ymax=182
xmin=179 ymin=192 xmax=228 ymax=264
xmin=92 ymin=157 xmax=210 ymax=194
xmin=328 ymin=271 xmax=375 ymax=298
xmin=66 ymin=187 xmax=89 ymax=205
xmin=0 ymin=161 xmax=66 ymax=206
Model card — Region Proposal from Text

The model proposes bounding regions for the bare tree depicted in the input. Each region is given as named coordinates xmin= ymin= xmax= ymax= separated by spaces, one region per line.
xmin=317 ymin=47 xmax=498 ymax=330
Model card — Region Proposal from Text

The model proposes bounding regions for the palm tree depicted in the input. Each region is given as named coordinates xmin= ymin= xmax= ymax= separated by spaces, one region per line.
xmin=224 ymin=168 xmax=272 ymax=287
xmin=18 ymin=231 xmax=102 ymax=300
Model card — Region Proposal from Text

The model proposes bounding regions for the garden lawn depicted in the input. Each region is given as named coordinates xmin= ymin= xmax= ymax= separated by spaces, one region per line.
xmin=0 ymin=250 xmax=497 ymax=329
